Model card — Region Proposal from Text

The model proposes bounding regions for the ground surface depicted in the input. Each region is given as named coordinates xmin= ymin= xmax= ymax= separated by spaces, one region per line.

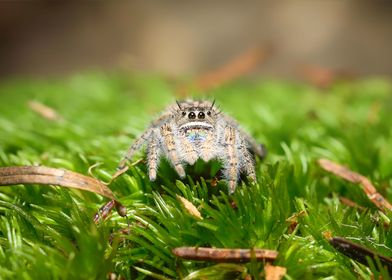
xmin=0 ymin=73 xmax=392 ymax=279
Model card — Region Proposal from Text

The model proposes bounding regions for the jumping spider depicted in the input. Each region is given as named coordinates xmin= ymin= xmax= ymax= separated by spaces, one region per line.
xmin=118 ymin=100 xmax=266 ymax=193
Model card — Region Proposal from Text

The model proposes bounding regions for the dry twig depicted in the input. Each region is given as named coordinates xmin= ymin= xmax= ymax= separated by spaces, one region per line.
xmin=318 ymin=159 xmax=392 ymax=212
xmin=298 ymin=65 xmax=355 ymax=89
xmin=172 ymin=247 xmax=278 ymax=263
xmin=329 ymin=237 xmax=392 ymax=273
xmin=176 ymin=46 xmax=272 ymax=97
xmin=339 ymin=196 xmax=366 ymax=210
xmin=93 ymin=199 xmax=127 ymax=223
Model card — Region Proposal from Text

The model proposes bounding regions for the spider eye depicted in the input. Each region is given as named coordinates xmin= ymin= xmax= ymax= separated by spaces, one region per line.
xmin=207 ymin=111 xmax=211 ymax=116
xmin=198 ymin=112 xmax=205 ymax=119
xmin=188 ymin=112 xmax=196 ymax=119
xmin=181 ymin=111 xmax=186 ymax=117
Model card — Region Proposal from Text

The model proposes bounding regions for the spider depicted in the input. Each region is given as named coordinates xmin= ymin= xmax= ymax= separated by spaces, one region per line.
xmin=118 ymin=100 xmax=266 ymax=193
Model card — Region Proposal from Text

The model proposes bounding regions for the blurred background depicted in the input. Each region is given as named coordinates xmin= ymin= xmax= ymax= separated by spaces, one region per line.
xmin=1 ymin=0 xmax=392 ymax=79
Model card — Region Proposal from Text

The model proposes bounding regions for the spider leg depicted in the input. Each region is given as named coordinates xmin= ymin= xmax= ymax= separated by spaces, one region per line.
xmin=242 ymin=149 xmax=256 ymax=182
xmin=221 ymin=114 xmax=266 ymax=159
xmin=181 ymin=135 xmax=198 ymax=165
xmin=147 ymin=129 xmax=161 ymax=181
xmin=117 ymin=108 xmax=175 ymax=170
xmin=223 ymin=126 xmax=239 ymax=194
xmin=237 ymin=134 xmax=256 ymax=182
xmin=117 ymin=129 xmax=152 ymax=170
xmin=150 ymin=111 xmax=173 ymax=127
xmin=160 ymin=123 xmax=186 ymax=178
xmin=199 ymin=132 xmax=215 ymax=162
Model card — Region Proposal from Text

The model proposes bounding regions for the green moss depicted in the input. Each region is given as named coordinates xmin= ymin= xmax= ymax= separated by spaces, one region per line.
xmin=1 ymin=72 xmax=392 ymax=279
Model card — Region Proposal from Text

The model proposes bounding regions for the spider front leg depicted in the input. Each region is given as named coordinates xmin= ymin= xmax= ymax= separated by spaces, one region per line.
xmin=147 ymin=129 xmax=161 ymax=181
xmin=117 ymin=129 xmax=152 ymax=170
xmin=199 ymin=133 xmax=215 ymax=162
xmin=223 ymin=126 xmax=240 ymax=194
xmin=179 ymin=134 xmax=198 ymax=165
xmin=160 ymin=124 xmax=186 ymax=178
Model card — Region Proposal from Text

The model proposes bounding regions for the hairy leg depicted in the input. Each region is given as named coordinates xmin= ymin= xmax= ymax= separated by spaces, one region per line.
xmin=117 ymin=108 xmax=174 ymax=170
xmin=199 ymin=132 xmax=216 ymax=162
xmin=221 ymin=114 xmax=266 ymax=159
xmin=117 ymin=129 xmax=151 ymax=170
xmin=223 ymin=126 xmax=239 ymax=193
xmin=180 ymin=135 xmax=198 ymax=165
xmin=160 ymin=124 xmax=186 ymax=178
xmin=147 ymin=129 xmax=161 ymax=181
xmin=237 ymin=134 xmax=256 ymax=182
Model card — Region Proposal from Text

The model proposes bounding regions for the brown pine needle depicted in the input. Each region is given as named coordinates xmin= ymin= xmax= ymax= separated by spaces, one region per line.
xmin=172 ymin=247 xmax=278 ymax=263
xmin=298 ymin=65 xmax=355 ymax=89
xmin=339 ymin=196 xmax=366 ymax=210
xmin=28 ymin=100 xmax=62 ymax=121
xmin=318 ymin=159 xmax=392 ymax=212
xmin=265 ymin=263 xmax=287 ymax=280
xmin=176 ymin=46 xmax=272 ymax=97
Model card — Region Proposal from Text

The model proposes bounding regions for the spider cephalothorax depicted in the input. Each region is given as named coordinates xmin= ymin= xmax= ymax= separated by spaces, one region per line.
xmin=174 ymin=100 xmax=218 ymax=129
xmin=118 ymin=100 xmax=266 ymax=193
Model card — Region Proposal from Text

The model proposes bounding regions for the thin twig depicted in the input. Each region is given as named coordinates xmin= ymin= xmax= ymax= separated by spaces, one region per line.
xmin=298 ymin=64 xmax=355 ymax=89
xmin=176 ymin=46 xmax=273 ymax=97
xmin=93 ymin=199 xmax=127 ymax=223
xmin=339 ymin=196 xmax=366 ymax=210
xmin=329 ymin=236 xmax=392 ymax=273
xmin=318 ymin=159 xmax=392 ymax=212
xmin=172 ymin=247 xmax=278 ymax=263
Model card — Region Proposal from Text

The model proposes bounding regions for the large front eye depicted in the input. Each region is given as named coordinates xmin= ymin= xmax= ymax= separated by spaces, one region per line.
xmin=198 ymin=112 xmax=205 ymax=119
xmin=188 ymin=112 xmax=196 ymax=119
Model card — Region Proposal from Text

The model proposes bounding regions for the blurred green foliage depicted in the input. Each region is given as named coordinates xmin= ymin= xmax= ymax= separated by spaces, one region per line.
xmin=0 ymin=72 xmax=392 ymax=279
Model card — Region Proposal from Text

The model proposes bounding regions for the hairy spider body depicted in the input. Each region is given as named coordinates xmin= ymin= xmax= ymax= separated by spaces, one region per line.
xmin=118 ymin=100 xmax=266 ymax=193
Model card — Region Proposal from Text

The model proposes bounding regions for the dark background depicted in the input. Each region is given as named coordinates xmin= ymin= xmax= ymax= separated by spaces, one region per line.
xmin=1 ymin=0 xmax=392 ymax=79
